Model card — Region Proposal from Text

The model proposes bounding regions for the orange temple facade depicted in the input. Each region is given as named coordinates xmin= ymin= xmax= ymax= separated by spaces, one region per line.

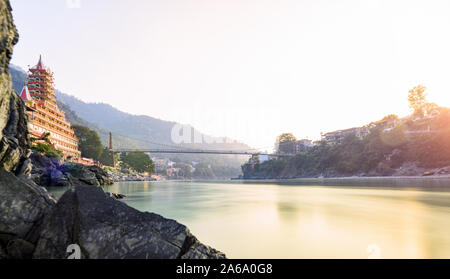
xmin=19 ymin=56 xmax=82 ymax=161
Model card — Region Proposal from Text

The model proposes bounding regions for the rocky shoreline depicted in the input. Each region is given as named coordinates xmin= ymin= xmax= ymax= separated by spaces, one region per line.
xmin=28 ymin=152 xmax=160 ymax=185
xmin=30 ymin=153 xmax=114 ymax=187
xmin=107 ymin=170 xmax=155 ymax=182
xmin=0 ymin=0 xmax=225 ymax=259
xmin=241 ymin=163 xmax=450 ymax=180
xmin=240 ymin=173 xmax=450 ymax=180
xmin=238 ymin=174 xmax=450 ymax=182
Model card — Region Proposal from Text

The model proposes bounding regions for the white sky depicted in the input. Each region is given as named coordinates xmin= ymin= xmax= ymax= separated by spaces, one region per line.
xmin=10 ymin=0 xmax=450 ymax=150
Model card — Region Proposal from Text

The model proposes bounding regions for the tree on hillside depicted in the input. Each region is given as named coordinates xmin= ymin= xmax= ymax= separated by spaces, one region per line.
xmin=72 ymin=124 xmax=103 ymax=161
xmin=408 ymin=85 xmax=439 ymax=118
xmin=99 ymin=147 xmax=116 ymax=167
xmin=275 ymin=133 xmax=297 ymax=154
xmin=278 ymin=133 xmax=297 ymax=143
xmin=175 ymin=162 xmax=194 ymax=179
xmin=120 ymin=151 xmax=155 ymax=173
xmin=382 ymin=114 xmax=399 ymax=121
xmin=408 ymin=85 xmax=427 ymax=117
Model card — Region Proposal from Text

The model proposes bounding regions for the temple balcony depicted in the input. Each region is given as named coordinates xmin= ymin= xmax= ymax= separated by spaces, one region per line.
xmin=27 ymin=81 xmax=54 ymax=89
xmin=30 ymin=113 xmax=78 ymax=141
xmin=29 ymin=88 xmax=52 ymax=94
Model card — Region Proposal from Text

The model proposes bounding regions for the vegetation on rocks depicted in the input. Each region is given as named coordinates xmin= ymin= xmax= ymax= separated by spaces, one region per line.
xmin=31 ymin=142 xmax=63 ymax=159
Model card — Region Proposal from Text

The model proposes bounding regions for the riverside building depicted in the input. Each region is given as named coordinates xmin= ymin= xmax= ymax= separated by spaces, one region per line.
xmin=19 ymin=55 xmax=82 ymax=162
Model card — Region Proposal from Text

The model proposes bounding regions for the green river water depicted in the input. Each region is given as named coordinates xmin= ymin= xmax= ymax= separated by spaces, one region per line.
xmin=48 ymin=178 xmax=450 ymax=258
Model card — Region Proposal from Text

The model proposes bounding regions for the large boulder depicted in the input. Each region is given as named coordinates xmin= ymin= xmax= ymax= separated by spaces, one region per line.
xmin=0 ymin=168 xmax=56 ymax=258
xmin=29 ymin=152 xmax=59 ymax=185
xmin=50 ymin=168 xmax=70 ymax=186
xmin=0 ymin=0 xmax=31 ymax=175
xmin=30 ymin=153 xmax=113 ymax=186
xmin=29 ymin=152 xmax=59 ymax=171
xmin=0 ymin=0 xmax=50 ymax=259
xmin=87 ymin=165 xmax=113 ymax=185
xmin=59 ymin=163 xmax=112 ymax=186
xmin=60 ymin=163 xmax=98 ymax=185
xmin=33 ymin=185 xmax=225 ymax=259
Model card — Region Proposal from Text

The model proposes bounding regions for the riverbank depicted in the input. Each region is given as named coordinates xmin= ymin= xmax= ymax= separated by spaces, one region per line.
xmin=243 ymin=163 xmax=450 ymax=180
xmin=234 ymin=174 xmax=450 ymax=189
xmin=107 ymin=170 xmax=155 ymax=182
xmin=238 ymin=173 xmax=450 ymax=181
xmin=29 ymin=153 xmax=114 ymax=187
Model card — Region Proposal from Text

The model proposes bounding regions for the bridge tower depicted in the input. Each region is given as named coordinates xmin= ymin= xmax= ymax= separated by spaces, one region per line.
xmin=108 ymin=132 xmax=118 ymax=168
xmin=109 ymin=132 xmax=113 ymax=150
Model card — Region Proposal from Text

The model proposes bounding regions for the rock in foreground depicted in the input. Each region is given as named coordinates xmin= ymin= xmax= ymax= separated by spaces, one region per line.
xmin=0 ymin=0 xmax=31 ymax=176
xmin=0 ymin=169 xmax=56 ymax=258
xmin=30 ymin=153 xmax=113 ymax=186
xmin=33 ymin=185 xmax=225 ymax=259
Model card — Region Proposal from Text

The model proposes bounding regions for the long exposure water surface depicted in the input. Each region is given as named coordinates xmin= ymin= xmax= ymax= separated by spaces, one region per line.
xmin=48 ymin=178 xmax=450 ymax=258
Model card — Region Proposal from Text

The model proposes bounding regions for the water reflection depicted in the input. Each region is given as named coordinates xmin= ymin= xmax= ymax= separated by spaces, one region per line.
xmin=48 ymin=179 xmax=450 ymax=258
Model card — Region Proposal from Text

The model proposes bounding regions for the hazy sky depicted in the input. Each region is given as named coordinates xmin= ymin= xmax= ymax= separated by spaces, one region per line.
xmin=10 ymin=0 xmax=450 ymax=149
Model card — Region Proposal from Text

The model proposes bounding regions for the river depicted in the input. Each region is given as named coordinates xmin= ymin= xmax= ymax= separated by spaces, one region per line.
xmin=48 ymin=178 xmax=450 ymax=258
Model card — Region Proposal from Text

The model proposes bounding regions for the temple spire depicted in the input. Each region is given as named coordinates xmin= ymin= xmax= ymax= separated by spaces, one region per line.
xmin=35 ymin=54 xmax=44 ymax=70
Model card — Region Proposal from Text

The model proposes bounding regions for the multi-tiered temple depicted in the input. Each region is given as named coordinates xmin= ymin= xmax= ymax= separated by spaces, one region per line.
xmin=19 ymin=56 xmax=81 ymax=161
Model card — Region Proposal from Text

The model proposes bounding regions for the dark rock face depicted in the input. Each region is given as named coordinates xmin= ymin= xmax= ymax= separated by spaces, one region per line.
xmin=30 ymin=153 xmax=113 ymax=186
xmin=87 ymin=165 xmax=114 ymax=185
xmin=0 ymin=0 xmax=31 ymax=175
xmin=60 ymin=163 xmax=113 ymax=186
xmin=0 ymin=0 xmax=47 ymax=258
xmin=33 ymin=185 xmax=225 ymax=259
xmin=29 ymin=153 xmax=60 ymax=185
xmin=0 ymin=168 xmax=56 ymax=258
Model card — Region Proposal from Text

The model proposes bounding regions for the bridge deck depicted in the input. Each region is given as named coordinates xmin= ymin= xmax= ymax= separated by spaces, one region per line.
xmin=111 ymin=148 xmax=293 ymax=157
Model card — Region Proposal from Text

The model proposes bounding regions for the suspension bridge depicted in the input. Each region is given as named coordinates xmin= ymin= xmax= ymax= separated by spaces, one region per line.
xmin=108 ymin=133 xmax=293 ymax=157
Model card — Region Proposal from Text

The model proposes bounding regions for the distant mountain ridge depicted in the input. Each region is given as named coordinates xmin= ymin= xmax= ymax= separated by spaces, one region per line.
xmin=9 ymin=64 xmax=250 ymax=151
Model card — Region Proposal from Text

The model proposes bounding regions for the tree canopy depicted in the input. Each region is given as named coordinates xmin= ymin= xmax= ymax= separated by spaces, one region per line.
xmin=31 ymin=142 xmax=63 ymax=159
xmin=408 ymin=85 xmax=428 ymax=117
xmin=277 ymin=133 xmax=297 ymax=143
xmin=72 ymin=124 xmax=103 ymax=161
xmin=98 ymin=147 xmax=116 ymax=167
xmin=276 ymin=133 xmax=297 ymax=154
xmin=120 ymin=151 xmax=155 ymax=173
